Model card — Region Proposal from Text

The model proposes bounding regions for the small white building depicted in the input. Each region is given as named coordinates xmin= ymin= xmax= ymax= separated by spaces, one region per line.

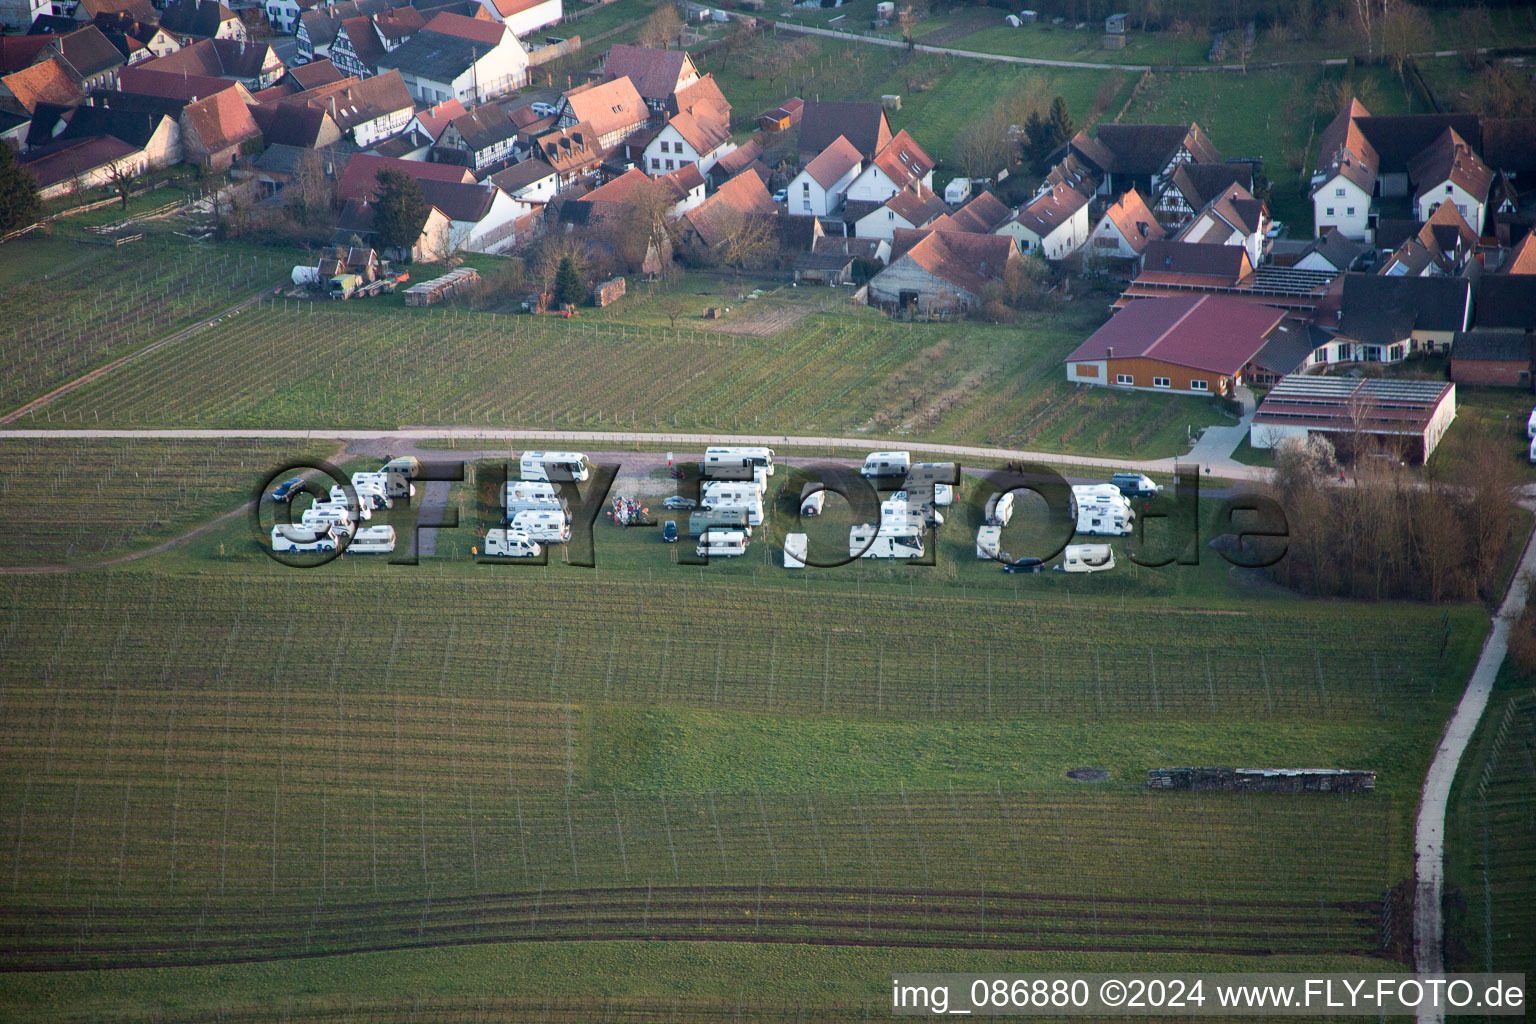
xmin=853 ymin=185 xmax=948 ymax=241
xmin=376 ymin=19 xmax=528 ymax=106
xmin=641 ymin=111 xmax=734 ymax=177
xmin=1409 ymin=127 xmax=1491 ymax=234
xmin=786 ymin=134 xmax=862 ymax=217
xmin=1086 ymin=187 xmax=1164 ymax=261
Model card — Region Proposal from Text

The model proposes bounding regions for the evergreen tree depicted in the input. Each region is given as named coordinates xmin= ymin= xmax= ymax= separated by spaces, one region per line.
xmin=371 ymin=170 xmax=429 ymax=254
xmin=1045 ymin=96 xmax=1075 ymax=151
xmin=553 ymin=256 xmax=584 ymax=307
xmin=1022 ymin=110 xmax=1051 ymax=171
xmin=0 ymin=145 xmax=41 ymax=235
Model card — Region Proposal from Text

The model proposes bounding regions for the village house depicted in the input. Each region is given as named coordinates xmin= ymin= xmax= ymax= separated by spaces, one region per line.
xmin=796 ymin=99 xmax=889 ymax=163
xmin=476 ymin=0 xmax=560 ymax=38
xmin=418 ymin=177 xmax=521 ymax=252
xmin=488 ymin=154 xmax=558 ymax=210
xmin=0 ymin=57 xmax=86 ymax=121
xmin=640 ymin=105 xmax=732 ymax=176
xmin=1310 ymin=98 xmax=1376 ymax=241
xmin=1064 ymin=293 xmax=1285 ymax=397
xmin=1407 ymin=126 xmax=1492 ymax=232
xmin=91 ymin=14 xmax=183 ymax=63
xmin=1379 ymin=201 xmax=1478 ymax=278
xmin=178 ymin=85 xmax=258 ymax=168
xmin=1173 ymin=180 xmax=1268 ymax=269
xmin=158 ymin=0 xmax=247 ymax=43
xmin=18 ymin=133 xmax=146 ymax=197
xmin=30 ymin=92 xmax=182 ymax=166
xmin=786 ymin=135 xmax=861 ymax=218
xmin=296 ymin=0 xmax=392 ymax=63
xmin=335 ymin=150 xmax=475 ymax=200
xmin=116 ymin=63 xmax=254 ymax=104
xmin=71 ymin=0 xmax=156 ymax=24
xmin=555 ymin=75 xmax=646 ymax=150
xmin=707 ymin=138 xmax=765 ymax=189
xmin=437 ymin=100 xmax=520 ymax=172
xmin=948 ymin=191 xmax=1010 ymax=235
xmin=843 ymin=129 xmax=933 ymax=205
xmin=1152 ymin=161 xmax=1251 ymax=228
xmin=1 ymin=0 xmax=55 ymax=32
xmin=600 ymin=44 xmax=698 ymax=119
xmin=140 ymin=37 xmax=284 ymax=90
xmin=1325 ymin=272 xmax=1473 ymax=364
xmin=329 ymin=7 xmax=425 ymax=79
xmin=377 ymin=14 xmax=527 ymax=106
xmin=851 ymin=183 xmax=947 ymax=241
xmin=1293 ymin=228 xmax=1362 ymax=275
xmin=658 ymin=161 xmax=706 ymax=216
xmin=1087 ymin=187 xmax=1165 ymax=264
xmin=335 ymin=194 xmax=454 ymax=261
xmin=680 ymin=168 xmax=777 ymax=250
xmin=996 ymin=182 xmax=1089 ymax=260
xmin=529 ymin=120 xmax=600 ymax=188
xmin=868 ymin=228 xmax=1018 ymax=316
xmin=1066 ymin=122 xmax=1221 ymax=198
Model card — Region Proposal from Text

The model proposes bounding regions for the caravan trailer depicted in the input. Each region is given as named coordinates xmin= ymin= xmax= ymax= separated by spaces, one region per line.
xmin=799 ymin=483 xmax=826 ymax=517
xmin=271 ymin=524 xmax=339 ymax=553
xmin=483 ymin=529 xmax=542 ymax=558
xmin=703 ymin=446 xmax=775 ymax=478
xmin=347 ymin=525 xmax=396 ymax=553
xmin=702 ymin=483 xmax=764 ymax=524
xmin=301 ymin=506 xmax=356 ymax=537
xmin=882 ymin=496 xmax=942 ymax=528
xmin=849 ymin=521 xmax=925 ymax=560
xmin=688 ymin=507 xmax=752 ymax=537
xmin=1062 ymin=543 xmax=1115 ymax=572
xmin=382 ymin=456 xmax=420 ymax=479
xmin=349 ymin=473 xmax=395 ymax=508
xmin=783 ymin=533 xmax=808 ymax=568
xmin=861 ymin=451 xmax=911 ymax=480
xmin=509 ymin=510 xmax=572 ymax=543
xmin=696 ymin=530 xmax=749 ymax=558
xmin=984 ymin=491 xmax=1015 ymax=527
xmin=502 ymin=481 xmax=569 ymax=518
xmin=976 ymin=525 xmax=1002 ymax=559
xmin=520 ymin=451 xmax=590 ymax=482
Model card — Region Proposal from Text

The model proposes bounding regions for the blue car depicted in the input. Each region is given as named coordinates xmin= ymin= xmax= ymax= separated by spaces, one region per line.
xmin=662 ymin=520 xmax=679 ymax=543
xmin=271 ymin=477 xmax=305 ymax=503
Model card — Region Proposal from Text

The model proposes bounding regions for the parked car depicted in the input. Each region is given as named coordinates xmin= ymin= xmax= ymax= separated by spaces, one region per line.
xmin=772 ymin=189 xmax=787 ymax=203
xmin=270 ymin=477 xmax=305 ymax=503
xmin=663 ymin=496 xmax=706 ymax=510
xmin=1002 ymin=556 xmax=1045 ymax=574
xmin=662 ymin=520 xmax=679 ymax=543
xmin=1265 ymin=220 xmax=1284 ymax=239
xmin=531 ymin=101 xmax=557 ymax=117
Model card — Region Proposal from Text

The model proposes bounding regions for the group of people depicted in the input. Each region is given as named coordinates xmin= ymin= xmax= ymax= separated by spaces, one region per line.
xmin=609 ymin=495 xmax=652 ymax=526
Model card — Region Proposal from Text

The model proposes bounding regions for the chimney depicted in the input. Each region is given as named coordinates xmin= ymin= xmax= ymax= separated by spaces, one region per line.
xmin=1107 ymin=347 xmax=1113 ymax=358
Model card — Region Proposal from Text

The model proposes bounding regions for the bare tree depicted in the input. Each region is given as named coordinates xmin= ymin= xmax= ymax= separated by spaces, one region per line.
xmin=1381 ymin=2 xmax=1432 ymax=79
xmin=898 ymin=3 xmax=917 ymax=47
xmin=711 ymin=210 xmax=777 ymax=274
xmin=106 ymin=160 xmax=139 ymax=209
xmin=658 ymin=292 xmax=689 ymax=328
xmin=954 ymin=106 xmax=1014 ymax=180
xmin=638 ymin=3 xmax=684 ymax=48
xmin=286 ymin=149 xmax=334 ymax=222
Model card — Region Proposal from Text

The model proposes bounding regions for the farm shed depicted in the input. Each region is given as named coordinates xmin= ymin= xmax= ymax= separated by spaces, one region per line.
xmin=1248 ymin=375 xmax=1456 ymax=463
xmin=1449 ymin=330 xmax=1533 ymax=389
xmin=403 ymin=266 xmax=481 ymax=306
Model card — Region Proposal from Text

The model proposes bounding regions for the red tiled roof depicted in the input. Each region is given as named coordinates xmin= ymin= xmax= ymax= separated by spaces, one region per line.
xmin=889 ymin=228 xmax=1015 ymax=299
xmin=685 ymin=168 xmax=776 ymax=248
xmin=802 ymin=134 xmax=861 ymax=189
xmin=1 ymin=58 xmax=85 ymax=114
xmin=20 ymin=134 xmax=139 ymax=189
xmin=422 ymin=10 xmax=503 ymax=45
xmin=412 ymin=95 xmax=466 ymax=139
xmin=711 ymin=139 xmax=760 ymax=178
xmin=337 ymin=152 xmax=476 ymax=200
xmin=562 ymin=75 xmax=646 ymax=141
xmin=880 ymin=184 xmax=947 ymax=228
xmin=536 ymin=121 xmax=603 ymax=173
xmin=1065 ymin=293 xmax=1283 ymax=376
xmin=867 ymin=129 xmax=931 ymax=192
xmin=1408 ymin=126 xmax=1493 ymax=204
xmin=287 ymin=58 xmax=343 ymax=89
xmin=182 ymin=87 xmax=259 ymax=153
xmin=1099 ymin=187 xmax=1165 ymax=254
xmin=118 ymin=64 xmax=251 ymax=102
xmin=1506 ymin=233 xmax=1536 ymax=275
xmin=484 ymin=0 xmax=554 ymax=18
xmin=949 ymin=190 xmax=1009 ymax=233
xmin=602 ymin=43 xmax=696 ymax=102
xmin=1007 ymin=182 xmax=1089 ymax=237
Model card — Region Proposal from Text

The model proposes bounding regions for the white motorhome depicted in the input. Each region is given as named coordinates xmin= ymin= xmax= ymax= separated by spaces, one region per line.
xmin=347 ymin=525 xmax=397 ymax=553
xmin=271 ymin=524 xmax=340 ymax=552
xmin=984 ymin=491 xmax=1015 ymax=527
xmin=328 ymin=485 xmax=384 ymax=515
xmin=504 ymin=481 xmax=561 ymax=503
xmin=381 ymin=456 xmax=420 ymax=481
xmin=702 ymin=483 xmax=764 ymax=525
xmin=1062 ymin=543 xmax=1115 ymax=572
xmin=861 ymin=451 xmax=911 ymax=480
xmin=349 ymin=473 xmax=395 ymax=509
xmin=905 ymin=463 xmax=956 ymax=506
xmin=799 ymin=484 xmax=826 ymax=517
xmin=696 ymin=530 xmax=749 ymax=558
xmin=520 ymin=451 xmax=590 ymax=482
xmin=1527 ymin=407 xmax=1536 ymax=439
xmin=976 ymin=525 xmax=1002 ymax=559
xmin=703 ymin=446 xmax=775 ymax=477
xmin=849 ymin=521 xmax=925 ymax=560
xmin=783 ymin=532 xmax=808 ymax=569
xmin=1071 ymin=485 xmax=1134 ymax=536
xmin=688 ymin=508 xmax=753 ymax=536
xmin=510 ymin=510 xmax=572 ymax=543
xmin=301 ymin=506 xmax=356 ymax=536
xmin=483 ymin=528 xmax=543 ymax=558
xmin=882 ymin=496 xmax=942 ymax=528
